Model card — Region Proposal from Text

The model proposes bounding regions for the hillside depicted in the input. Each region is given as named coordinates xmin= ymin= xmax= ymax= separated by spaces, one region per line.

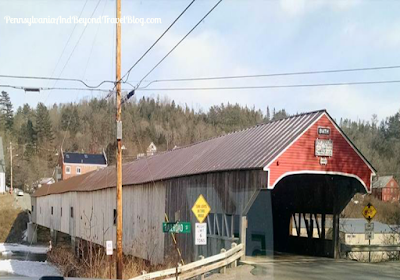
xmin=0 ymin=91 xmax=399 ymax=193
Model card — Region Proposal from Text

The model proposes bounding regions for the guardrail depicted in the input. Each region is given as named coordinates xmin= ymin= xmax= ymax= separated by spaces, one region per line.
xmin=130 ymin=243 xmax=244 ymax=280
xmin=341 ymin=244 xmax=400 ymax=255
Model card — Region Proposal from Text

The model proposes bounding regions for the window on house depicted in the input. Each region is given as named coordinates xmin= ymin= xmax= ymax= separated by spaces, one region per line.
xmin=51 ymin=207 xmax=53 ymax=215
xmin=76 ymin=167 xmax=81 ymax=174
xmin=70 ymin=207 xmax=74 ymax=218
xmin=113 ymin=209 xmax=117 ymax=225
xmin=66 ymin=166 xmax=71 ymax=174
xmin=32 ymin=205 xmax=34 ymax=212
xmin=61 ymin=207 xmax=62 ymax=217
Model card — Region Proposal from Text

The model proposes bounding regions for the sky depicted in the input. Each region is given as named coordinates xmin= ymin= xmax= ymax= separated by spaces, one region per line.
xmin=1 ymin=0 xmax=400 ymax=122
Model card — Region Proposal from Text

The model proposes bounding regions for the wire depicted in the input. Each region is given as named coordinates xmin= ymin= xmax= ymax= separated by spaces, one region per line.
xmin=4 ymin=78 xmax=400 ymax=93
xmin=0 ymin=84 xmax=128 ymax=92
xmin=44 ymin=0 xmax=103 ymax=104
xmin=135 ymin=0 xmax=223 ymax=88
xmin=136 ymin=79 xmax=400 ymax=91
xmin=54 ymin=0 xmax=103 ymax=85
xmin=0 ymin=74 xmax=115 ymax=89
xmin=81 ymin=0 xmax=109 ymax=88
xmin=120 ymin=0 xmax=197 ymax=83
xmin=47 ymin=0 xmax=89 ymax=86
xmin=3 ymin=64 xmax=400 ymax=90
xmin=138 ymin=65 xmax=400 ymax=89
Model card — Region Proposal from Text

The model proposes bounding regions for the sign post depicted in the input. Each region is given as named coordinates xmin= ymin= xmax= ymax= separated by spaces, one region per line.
xmin=362 ymin=203 xmax=377 ymax=262
xmin=192 ymin=195 xmax=211 ymax=246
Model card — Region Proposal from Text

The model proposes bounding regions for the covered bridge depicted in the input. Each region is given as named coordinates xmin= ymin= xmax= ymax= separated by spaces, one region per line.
xmin=32 ymin=110 xmax=375 ymax=264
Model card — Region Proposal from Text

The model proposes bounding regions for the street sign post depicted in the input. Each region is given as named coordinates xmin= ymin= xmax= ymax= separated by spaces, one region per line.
xmin=162 ymin=222 xmax=191 ymax=233
xmin=195 ymin=223 xmax=207 ymax=245
xmin=362 ymin=203 xmax=376 ymax=263
xmin=191 ymin=194 xmax=211 ymax=223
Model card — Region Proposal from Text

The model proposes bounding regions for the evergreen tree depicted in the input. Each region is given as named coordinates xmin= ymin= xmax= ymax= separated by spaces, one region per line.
xmin=266 ymin=106 xmax=271 ymax=122
xmin=36 ymin=103 xmax=54 ymax=146
xmin=0 ymin=91 xmax=14 ymax=132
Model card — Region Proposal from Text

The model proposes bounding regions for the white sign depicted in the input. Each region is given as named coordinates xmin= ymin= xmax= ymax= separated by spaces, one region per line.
xmin=318 ymin=127 xmax=331 ymax=135
xmin=195 ymin=223 xmax=207 ymax=245
xmin=320 ymin=157 xmax=328 ymax=165
xmin=106 ymin=240 xmax=113 ymax=255
xmin=365 ymin=222 xmax=374 ymax=231
xmin=365 ymin=231 xmax=374 ymax=240
xmin=315 ymin=139 xmax=333 ymax=157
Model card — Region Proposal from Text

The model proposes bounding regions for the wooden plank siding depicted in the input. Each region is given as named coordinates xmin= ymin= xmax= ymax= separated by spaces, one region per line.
xmin=32 ymin=169 xmax=265 ymax=264
xmin=163 ymin=169 xmax=266 ymax=263
xmin=32 ymin=182 xmax=166 ymax=264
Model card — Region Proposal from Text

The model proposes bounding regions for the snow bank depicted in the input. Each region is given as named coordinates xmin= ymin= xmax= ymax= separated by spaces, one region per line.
xmin=0 ymin=260 xmax=61 ymax=277
xmin=0 ymin=243 xmax=49 ymax=254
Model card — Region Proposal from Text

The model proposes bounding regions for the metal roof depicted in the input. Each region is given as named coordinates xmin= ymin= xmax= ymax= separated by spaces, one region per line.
xmin=63 ymin=152 xmax=107 ymax=165
xmin=34 ymin=110 xmax=327 ymax=197
xmin=372 ymin=176 xmax=394 ymax=189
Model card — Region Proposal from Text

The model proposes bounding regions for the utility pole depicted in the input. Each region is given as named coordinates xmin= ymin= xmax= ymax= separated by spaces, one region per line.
xmin=9 ymin=142 xmax=13 ymax=194
xmin=115 ymin=0 xmax=123 ymax=278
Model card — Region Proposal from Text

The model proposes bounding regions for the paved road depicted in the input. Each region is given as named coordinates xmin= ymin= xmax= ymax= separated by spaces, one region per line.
xmin=208 ymin=256 xmax=400 ymax=280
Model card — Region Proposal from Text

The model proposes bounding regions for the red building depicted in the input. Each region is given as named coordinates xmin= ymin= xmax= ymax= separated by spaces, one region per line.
xmin=372 ymin=176 xmax=400 ymax=202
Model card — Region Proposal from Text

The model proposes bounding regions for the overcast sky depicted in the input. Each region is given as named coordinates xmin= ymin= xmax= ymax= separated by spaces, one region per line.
xmin=1 ymin=0 xmax=400 ymax=122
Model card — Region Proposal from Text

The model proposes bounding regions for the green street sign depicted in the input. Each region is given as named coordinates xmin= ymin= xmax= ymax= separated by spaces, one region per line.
xmin=163 ymin=222 xmax=191 ymax=233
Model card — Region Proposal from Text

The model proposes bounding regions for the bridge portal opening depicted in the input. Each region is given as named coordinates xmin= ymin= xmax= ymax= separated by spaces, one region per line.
xmin=245 ymin=174 xmax=366 ymax=258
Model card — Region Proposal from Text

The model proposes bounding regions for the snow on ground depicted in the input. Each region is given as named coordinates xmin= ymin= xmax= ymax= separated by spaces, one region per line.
xmin=0 ymin=243 xmax=49 ymax=254
xmin=0 ymin=260 xmax=61 ymax=277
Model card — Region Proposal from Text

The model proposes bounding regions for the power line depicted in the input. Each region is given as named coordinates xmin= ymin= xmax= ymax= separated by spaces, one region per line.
xmin=135 ymin=0 xmax=223 ymax=88
xmin=136 ymin=79 xmax=400 ymax=91
xmin=0 ymin=74 xmax=114 ymax=89
xmin=0 ymin=84 xmax=126 ymax=92
xmin=44 ymin=0 xmax=103 ymax=104
xmin=121 ymin=0 xmax=197 ymax=83
xmin=47 ymin=0 xmax=89 ymax=85
xmin=138 ymin=65 xmax=400 ymax=88
xmin=4 ymin=64 xmax=400 ymax=90
xmin=54 ymin=0 xmax=103 ymax=84
xmin=3 ymin=78 xmax=397 ymax=93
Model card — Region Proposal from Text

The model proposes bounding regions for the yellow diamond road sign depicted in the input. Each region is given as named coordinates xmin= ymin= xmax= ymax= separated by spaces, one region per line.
xmin=192 ymin=194 xmax=211 ymax=223
xmin=362 ymin=203 xmax=377 ymax=221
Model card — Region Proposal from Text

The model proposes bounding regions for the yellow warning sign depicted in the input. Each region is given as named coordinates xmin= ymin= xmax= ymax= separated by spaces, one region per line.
xmin=191 ymin=194 xmax=211 ymax=223
xmin=362 ymin=203 xmax=377 ymax=221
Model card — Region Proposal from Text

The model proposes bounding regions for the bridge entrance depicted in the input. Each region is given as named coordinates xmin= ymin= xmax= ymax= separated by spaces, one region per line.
xmin=244 ymin=174 xmax=366 ymax=258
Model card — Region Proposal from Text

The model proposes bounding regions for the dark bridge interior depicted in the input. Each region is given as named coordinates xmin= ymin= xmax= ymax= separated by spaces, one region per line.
xmin=246 ymin=174 xmax=366 ymax=258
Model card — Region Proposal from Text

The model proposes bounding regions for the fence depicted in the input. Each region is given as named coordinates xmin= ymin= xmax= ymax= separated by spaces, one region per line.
xmin=130 ymin=243 xmax=244 ymax=280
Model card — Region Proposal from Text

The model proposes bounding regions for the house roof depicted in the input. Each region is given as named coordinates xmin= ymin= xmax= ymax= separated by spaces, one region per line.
xmin=38 ymin=177 xmax=55 ymax=185
xmin=372 ymin=176 xmax=394 ymax=189
xmin=33 ymin=109 xmax=373 ymax=197
xmin=63 ymin=152 xmax=107 ymax=165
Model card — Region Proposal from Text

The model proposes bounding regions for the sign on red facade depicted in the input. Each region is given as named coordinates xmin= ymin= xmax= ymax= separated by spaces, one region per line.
xmin=265 ymin=113 xmax=375 ymax=192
